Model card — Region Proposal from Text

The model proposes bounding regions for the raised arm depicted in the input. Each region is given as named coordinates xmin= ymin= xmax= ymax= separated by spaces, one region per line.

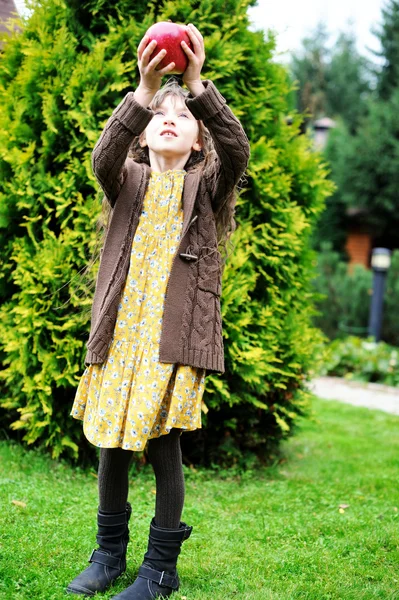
xmin=91 ymin=92 xmax=153 ymax=208
xmin=180 ymin=25 xmax=250 ymax=214
xmin=185 ymin=79 xmax=250 ymax=213
xmin=92 ymin=35 xmax=178 ymax=208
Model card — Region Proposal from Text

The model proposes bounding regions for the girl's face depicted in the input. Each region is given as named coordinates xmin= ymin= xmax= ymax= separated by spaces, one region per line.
xmin=140 ymin=94 xmax=202 ymax=165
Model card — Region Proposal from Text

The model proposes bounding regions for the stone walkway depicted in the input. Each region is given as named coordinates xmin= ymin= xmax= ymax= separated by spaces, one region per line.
xmin=308 ymin=376 xmax=399 ymax=416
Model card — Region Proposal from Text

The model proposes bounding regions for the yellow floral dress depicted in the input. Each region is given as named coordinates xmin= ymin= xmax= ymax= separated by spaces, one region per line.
xmin=71 ymin=169 xmax=206 ymax=451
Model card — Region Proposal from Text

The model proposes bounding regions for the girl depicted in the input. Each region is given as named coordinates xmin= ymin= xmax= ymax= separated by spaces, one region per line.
xmin=67 ymin=23 xmax=250 ymax=600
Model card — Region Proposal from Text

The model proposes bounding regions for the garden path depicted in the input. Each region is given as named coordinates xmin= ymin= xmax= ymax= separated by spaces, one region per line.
xmin=309 ymin=376 xmax=399 ymax=416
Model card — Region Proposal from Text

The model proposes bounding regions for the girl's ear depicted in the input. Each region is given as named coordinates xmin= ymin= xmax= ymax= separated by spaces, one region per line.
xmin=193 ymin=123 xmax=204 ymax=153
xmin=192 ymin=139 xmax=202 ymax=152
xmin=139 ymin=132 xmax=147 ymax=148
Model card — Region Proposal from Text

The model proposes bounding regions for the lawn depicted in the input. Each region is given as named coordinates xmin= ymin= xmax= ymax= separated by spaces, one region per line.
xmin=0 ymin=396 xmax=398 ymax=600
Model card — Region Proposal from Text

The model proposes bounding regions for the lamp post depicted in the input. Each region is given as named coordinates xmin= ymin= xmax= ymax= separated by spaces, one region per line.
xmin=368 ymin=248 xmax=391 ymax=341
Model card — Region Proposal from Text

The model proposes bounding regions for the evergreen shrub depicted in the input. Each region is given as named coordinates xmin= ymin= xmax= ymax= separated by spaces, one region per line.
xmin=312 ymin=243 xmax=372 ymax=339
xmin=0 ymin=0 xmax=333 ymax=467
xmin=321 ymin=336 xmax=399 ymax=387
xmin=313 ymin=244 xmax=399 ymax=346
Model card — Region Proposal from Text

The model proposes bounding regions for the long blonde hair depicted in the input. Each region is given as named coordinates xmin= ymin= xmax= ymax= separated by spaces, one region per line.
xmin=98 ymin=77 xmax=240 ymax=269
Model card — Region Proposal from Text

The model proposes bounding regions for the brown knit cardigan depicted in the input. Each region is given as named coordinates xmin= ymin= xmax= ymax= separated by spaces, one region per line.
xmin=85 ymin=79 xmax=250 ymax=374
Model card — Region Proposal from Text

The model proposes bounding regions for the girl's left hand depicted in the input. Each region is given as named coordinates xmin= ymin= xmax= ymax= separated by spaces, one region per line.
xmin=181 ymin=23 xmax=205 ymax=87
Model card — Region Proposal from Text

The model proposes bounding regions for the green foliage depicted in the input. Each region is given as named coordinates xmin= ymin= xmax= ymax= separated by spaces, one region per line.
xmin=325 ymin=90 xmax=399 ymax=247
xmin=290 ymin=23 xmax=330 ymax=126
xmin=325 ymin=32 xmax=374 ymax=131
xmin=0 ymin=0 xmax=333 ymax=466
xmin=321 ymin=336 xmax=399 ymax=387
xmin=312 ymin=122 xmax=348 ymax=253
xmin=382 ymin=248 xmax=399 ymax=345
xmin=312 ymin=242 xmax=372 ymax=339
xmin=290 ymin=25 xmax=376 ymax=253
xmin=312 ymin=244 xmax=399 ymax=346
xmin=290 ymin=24 xmax=374 ymax=131
xmin=374 ymin=0 xmax=399 ymax=100
xmin=317 ymin=1 xmax=399 ymax=251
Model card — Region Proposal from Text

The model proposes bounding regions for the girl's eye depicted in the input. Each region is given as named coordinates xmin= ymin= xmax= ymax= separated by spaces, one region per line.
xmin=153 ymin=111 xmax=188 ymax=118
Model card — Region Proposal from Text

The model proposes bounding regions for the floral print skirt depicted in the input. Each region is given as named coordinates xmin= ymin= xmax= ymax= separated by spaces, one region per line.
xmin=70 ymin=169 xmax=206 ymax=451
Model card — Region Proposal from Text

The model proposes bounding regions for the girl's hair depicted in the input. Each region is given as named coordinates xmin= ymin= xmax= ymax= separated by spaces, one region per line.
xmin=98 ymin=77 xmax=240 ymax=269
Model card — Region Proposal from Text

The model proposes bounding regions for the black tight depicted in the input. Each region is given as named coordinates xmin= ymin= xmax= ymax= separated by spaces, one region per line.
xmin=97 ymin=446 xmax=134 ymax=514
xmin=97 ymin=428 xmax=185 ymax=529
xmin=147 ymin=428 xmax=185 ymax=529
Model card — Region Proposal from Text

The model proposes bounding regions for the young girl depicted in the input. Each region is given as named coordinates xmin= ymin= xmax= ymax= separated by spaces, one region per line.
xmin=67 ymin=23 xmax=250 ymax=600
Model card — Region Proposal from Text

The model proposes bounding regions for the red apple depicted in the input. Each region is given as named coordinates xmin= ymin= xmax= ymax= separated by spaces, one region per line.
xmin=145 ymin=21 xmax=193 ymax=75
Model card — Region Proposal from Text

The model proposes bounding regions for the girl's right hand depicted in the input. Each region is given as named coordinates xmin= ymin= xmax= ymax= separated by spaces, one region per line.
xmin=137 ymin=35 xmax=176 ymax=92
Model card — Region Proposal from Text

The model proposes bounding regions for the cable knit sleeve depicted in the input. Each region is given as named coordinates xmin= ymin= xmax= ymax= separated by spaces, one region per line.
xmin=185 ymin=80 xmax=250 ymax=214
xmin=91 ymin=92 xmax=154 ymax=207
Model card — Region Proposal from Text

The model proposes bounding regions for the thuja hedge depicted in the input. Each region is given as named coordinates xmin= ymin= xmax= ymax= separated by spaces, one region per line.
xmin=0 ymin=0 xmax=333 ymax=467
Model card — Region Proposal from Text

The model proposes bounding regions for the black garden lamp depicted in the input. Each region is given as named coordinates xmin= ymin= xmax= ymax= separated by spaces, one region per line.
xmin=368 ymin=248 xmax=391 ymax=342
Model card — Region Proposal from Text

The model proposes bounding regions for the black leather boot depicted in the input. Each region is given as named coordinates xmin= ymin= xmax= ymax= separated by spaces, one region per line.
xmin=66 ymin=502 xmax=132 ymax=596
xmin=110 ymin=517 xmax=193 ymax=599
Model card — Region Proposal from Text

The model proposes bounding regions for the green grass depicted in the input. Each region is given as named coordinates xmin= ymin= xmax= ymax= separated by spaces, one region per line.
xmin=1 ymin=396 xmax=398 ymax=600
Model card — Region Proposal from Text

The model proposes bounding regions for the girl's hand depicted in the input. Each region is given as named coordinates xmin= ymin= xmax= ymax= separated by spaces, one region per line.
xmin=137 ymin=35 xmax=176 ymax=92
xmin=181 ymin=24 xmax=205 ymax=88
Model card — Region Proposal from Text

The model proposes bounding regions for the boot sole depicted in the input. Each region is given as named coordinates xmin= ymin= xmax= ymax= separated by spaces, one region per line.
xmin=65 ymin=584 xmax=96 ymax=597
